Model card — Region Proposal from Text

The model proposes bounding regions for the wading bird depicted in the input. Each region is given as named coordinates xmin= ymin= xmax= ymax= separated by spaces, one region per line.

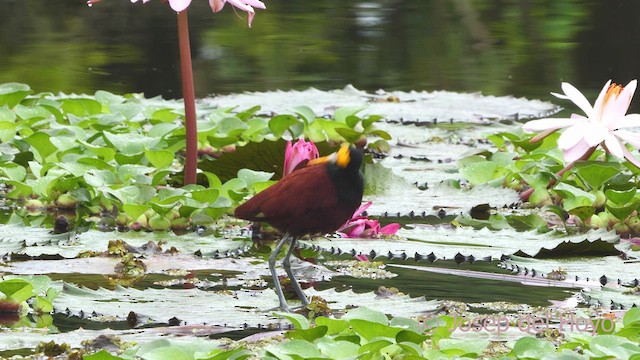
xmin=234 ymin=144 xmax=364 ymax=311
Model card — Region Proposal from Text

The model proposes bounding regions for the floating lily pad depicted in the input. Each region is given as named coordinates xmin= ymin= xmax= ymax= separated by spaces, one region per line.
xmin=52 ymin=284 xmax=440 ymax=328
xmin=503 ymin=255 xmax=640 ymax=286
xmin=301 ymin=227 xmax=619 ymax=260
xmin=203 ymin=85 xmax=560 ymax=124
xmin=0 ymin=225 xmax=250 ymax=258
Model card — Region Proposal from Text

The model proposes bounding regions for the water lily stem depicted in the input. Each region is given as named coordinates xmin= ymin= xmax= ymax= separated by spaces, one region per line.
xmin=177 ymin=10 xmax=197 ymax=185
xmin=520 ymin=146 xmax=597 ymax=201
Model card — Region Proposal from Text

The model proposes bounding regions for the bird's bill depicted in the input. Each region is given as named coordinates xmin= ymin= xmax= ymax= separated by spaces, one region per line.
xmin=308 ymin=154 xmax=333 ymax=166
xmin=307 ymin=145 xmax=351 ymax=168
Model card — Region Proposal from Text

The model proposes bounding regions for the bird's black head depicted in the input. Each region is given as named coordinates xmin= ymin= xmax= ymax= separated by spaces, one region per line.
xmin=334 ymin=144 xmax=363 ymax=173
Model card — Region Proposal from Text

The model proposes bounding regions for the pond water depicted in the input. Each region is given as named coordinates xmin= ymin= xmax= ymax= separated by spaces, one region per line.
xmin=3 ymin=0 xmax=640 ymax=105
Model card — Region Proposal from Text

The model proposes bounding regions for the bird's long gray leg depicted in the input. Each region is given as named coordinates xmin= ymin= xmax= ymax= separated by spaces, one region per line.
xmin=282 ymin=237 xmax=310 ymax=306
xmin=269 ymin=233 xmax=292 ymax=311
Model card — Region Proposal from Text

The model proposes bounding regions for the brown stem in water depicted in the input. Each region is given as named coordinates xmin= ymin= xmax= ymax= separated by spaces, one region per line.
xmin=177 ymin=10 xmax=197 ymax=185
xmin=520 ymin=146 xmax=597 ymax=201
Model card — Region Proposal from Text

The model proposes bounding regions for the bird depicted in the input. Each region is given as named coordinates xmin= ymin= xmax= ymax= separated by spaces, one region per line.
xmin=234 ymin=144 xmax=364 ymax=311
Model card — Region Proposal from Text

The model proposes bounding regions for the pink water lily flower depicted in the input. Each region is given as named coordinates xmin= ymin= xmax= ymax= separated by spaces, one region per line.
xmin=523 ymin=80 xmax=640 ymax=168
xmin=210 ymin=0 xmax=266 ymax=27
xmin=337 ymin=201 xmax=401 ymax=238
xmin=283 ymin=139 xmax=319 ymax=176
xmin=122 ymin=0 xmax=265 ymax=26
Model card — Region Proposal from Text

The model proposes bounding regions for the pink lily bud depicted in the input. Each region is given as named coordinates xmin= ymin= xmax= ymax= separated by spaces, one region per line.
xmin=283 ymin=139 xmax=319 ymax=176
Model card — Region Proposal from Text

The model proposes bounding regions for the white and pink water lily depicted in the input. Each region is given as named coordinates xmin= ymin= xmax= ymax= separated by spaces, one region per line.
xmin=523 ymin=80 xmax=640 ymax=168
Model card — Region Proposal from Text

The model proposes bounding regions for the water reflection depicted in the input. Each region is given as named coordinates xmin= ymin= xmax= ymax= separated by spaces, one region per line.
xmin=1 ymin=0 xmax=639 ymax=108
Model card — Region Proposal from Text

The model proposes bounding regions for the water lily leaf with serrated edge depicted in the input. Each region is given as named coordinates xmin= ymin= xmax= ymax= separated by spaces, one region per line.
xmin=362 ymin=161 xmax=520 ymax=217
xmin=503 ymin=254 xmax=639 ymax=285
xmin=49 ymin=282 xmax=440 ymax=328
xmin=201 ymin=86 xmax=559 ymax=124
xmin=0 ymin=225 xmax=247 ymax=258
xmin=302 ymin=226 xmax=618 ymax=260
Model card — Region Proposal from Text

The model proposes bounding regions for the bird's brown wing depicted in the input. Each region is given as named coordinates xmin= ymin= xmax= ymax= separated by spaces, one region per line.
xmin=234 ymin=164 xmax=349 ymax=235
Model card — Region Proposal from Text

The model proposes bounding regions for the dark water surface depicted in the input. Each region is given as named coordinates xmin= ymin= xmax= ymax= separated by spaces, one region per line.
xmin=3 ymin=0 xmax=640 ymax=106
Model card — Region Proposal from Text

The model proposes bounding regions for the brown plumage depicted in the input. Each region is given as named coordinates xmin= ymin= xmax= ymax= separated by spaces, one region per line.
xmin=234 ymin=145 xmax=364 ymax=311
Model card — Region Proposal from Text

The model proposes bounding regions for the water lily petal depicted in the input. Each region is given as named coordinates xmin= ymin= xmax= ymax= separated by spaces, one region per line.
xmin=583 ymin=122 xmax=608 ymax=146
xmin=557 ymin=123 xmax=591 ymax=149
xmin=606 ymin=80 xmax=638 ymax=128
xmin=592 ymin=79 xmax=613 ymax=119
xmin=243 ymin=0 xmax=266 ymax=9
xmin=354 ymin=254 xmax=369 ymax=261
xmin=614 ymin=129 xmax=640 ymax=149
xmin=339 ymin=220 xmax=367 ymax=238
xmin=621 ymin=145 xmax=640 ymax=169
xmin=351 ymin=201 xmax=373 ymax=218
xmin=209 ymin=0 xmax=225 ymax=12
xmin=562 ymin=139 xmax=592 ymax=163
xmin=168 ymin=0 xmax=192 ymax=12
xmin=613 ymin=114 xmax=640 ymax=129
xmin=226 ymin=0 xmax=254 ymax=12
xmin=379 ymin=223 xmax=400 ymax=235
xmin=247 ymin=10 xmax=256 ymax=27
xmin=550 ymin=91 xmax=570 ymax=100
xmin=522 ymin=117 xmax=582 ymax=132
xmin=603 ymin=134 xmax=624 ymax=158
xmin=561 ymin=82 xmax=595 ymax=117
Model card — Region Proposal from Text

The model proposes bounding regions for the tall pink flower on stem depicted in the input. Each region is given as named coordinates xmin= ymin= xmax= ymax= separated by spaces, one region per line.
xmin=337 ymin=201 xmax=401 ymax=239
xmin=283 ymin=139 xmax=320 ymax=176
xmin=92 ymin=0 xmax=266 ymax=26
xmin=521 ymin=80 xmax=640 ymax=200
xmin=88 ymin=0 xmax=265 ymax=184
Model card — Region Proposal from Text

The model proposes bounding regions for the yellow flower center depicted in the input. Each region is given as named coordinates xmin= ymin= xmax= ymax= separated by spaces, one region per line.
xmin=604 ymin=83 xmax=623 ymax=105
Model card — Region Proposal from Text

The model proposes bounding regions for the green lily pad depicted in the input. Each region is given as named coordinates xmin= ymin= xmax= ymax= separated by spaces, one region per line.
xmin=0 ymin=82 xmax=32 ymax=108
xmin=573 ymin=160 xmax=621 ymax=189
